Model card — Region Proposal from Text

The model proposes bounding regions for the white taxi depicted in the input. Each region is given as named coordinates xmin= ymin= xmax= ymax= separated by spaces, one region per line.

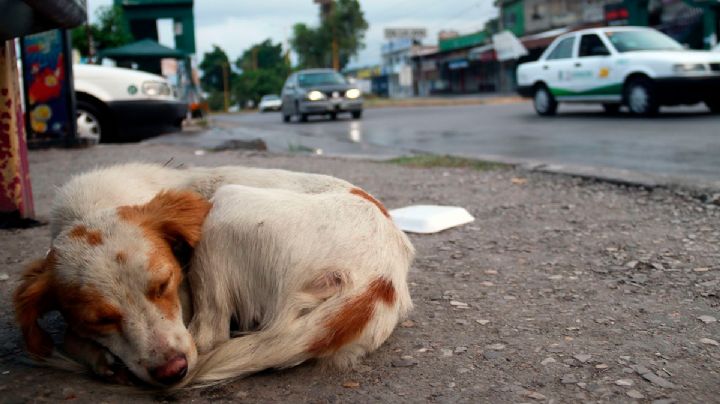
xmin=516 ymin=27 xmax=720 ymax=116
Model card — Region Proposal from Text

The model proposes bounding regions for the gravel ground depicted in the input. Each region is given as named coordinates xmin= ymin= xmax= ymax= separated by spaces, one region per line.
xmin=1 ymin=144 xmax=719 ymax=403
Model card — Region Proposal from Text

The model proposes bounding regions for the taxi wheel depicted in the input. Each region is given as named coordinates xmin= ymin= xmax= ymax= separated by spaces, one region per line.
xmin=625 ymin=78 xmax=659 ymax=116
xmin=706 ymin=100 xmax=720 ymax=114
xmin=352 ymin=110 xmax=362 ymax=119
xmin=300 ymin=113 xmax=308 ymax=122
xmin=602 ymin=103 xmax=621 ymax=114
xmin=76 ymin=99 xmax=113 ymax=143
xmin=329 ymin=112 xmax=337 ymax=120
xmin=533 ymin=85 xmax=557 ymax=116
xmin=282 ymin=113 xmax=290 ymax=123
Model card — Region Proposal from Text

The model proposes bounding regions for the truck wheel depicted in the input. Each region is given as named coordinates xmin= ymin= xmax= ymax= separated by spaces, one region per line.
xmin=300 ymin=113 xmax=308 ymax=122
xmin=76 ymin=99 xmax=111 ymax=143
xmin=625 ymin=78 xmax=659 ymax=116
xmin=706 ymin=99 xmax=720 ymax=114
xmin=533 ymin=85 xmax=557 ymax=116
xmin=602 ymin=103 xmax=621 ymax=114
xmin=351 ymin=110 xmax=362 ymax=119
xmin=282 ymin=113 xmax=291 ymax=122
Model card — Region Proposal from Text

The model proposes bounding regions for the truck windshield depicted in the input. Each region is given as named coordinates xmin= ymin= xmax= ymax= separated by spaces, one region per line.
xmin=604 ymin=30 xmax=683 ymax=53
xmin=298 ymin=72 xmax=346 ymax=87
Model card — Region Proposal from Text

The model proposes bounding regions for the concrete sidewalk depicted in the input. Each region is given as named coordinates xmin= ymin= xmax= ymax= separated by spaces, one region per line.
xmin=0 ymin=144 xmax=719 ymax=403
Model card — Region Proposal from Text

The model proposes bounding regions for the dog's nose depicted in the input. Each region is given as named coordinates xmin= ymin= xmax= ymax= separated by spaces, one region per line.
xmin=149 ymin=354 xmax=188 ymax=385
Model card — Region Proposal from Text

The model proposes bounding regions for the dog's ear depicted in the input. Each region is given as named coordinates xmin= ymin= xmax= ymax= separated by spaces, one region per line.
xmin=14 ymin=251 xmax=58 ymax=357
xmin=119 ymin=190 xmax=212 ymax=247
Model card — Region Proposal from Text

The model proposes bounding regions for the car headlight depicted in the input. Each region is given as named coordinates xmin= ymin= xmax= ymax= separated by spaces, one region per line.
xmin=307 ymin=90 xmax=326 ymax=101
xmin=673 ymin=64 xmax=706 ymax=74
xmin=142 ymin=81 xmax=172 ymax=97
xmin=345 ymin=88 xmax=361 ymax=99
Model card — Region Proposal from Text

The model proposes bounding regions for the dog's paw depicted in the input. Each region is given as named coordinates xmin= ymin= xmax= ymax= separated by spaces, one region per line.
xmin=91 ymin=351 xmax=133 ymax=385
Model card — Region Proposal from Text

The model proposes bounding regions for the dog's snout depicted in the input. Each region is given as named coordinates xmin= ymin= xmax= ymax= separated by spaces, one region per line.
xmin=149 ymin=354 xmax=188 ymax=385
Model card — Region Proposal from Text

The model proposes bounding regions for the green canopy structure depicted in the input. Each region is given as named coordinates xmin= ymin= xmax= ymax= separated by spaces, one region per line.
xmin=98 ymin=39 xmax=188 ymax=74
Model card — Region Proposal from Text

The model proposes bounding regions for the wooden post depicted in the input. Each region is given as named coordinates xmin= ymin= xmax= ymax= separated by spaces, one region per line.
xmin=0 ymin=40 xmax=35 ymax=226
xmin=222 ymin=61 xmax=229 ymax=112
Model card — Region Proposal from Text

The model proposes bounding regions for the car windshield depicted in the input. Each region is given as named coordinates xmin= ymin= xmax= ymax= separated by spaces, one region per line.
xmin=262 ymin=95 xmax=279 ymax=100
xmin=604 ymin=30 xmax=683 ymax=52
xmin=298 ymin=72 xmax=346 ymax=87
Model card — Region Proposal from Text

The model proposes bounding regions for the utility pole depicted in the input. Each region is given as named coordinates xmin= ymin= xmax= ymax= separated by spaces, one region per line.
xmin=221 ymin=61 xmax=229 ymax=111
xmin=84 ymin=5 xmax=95 ymax=63
xmin=314 ymin=0 xmax=339 ymax=70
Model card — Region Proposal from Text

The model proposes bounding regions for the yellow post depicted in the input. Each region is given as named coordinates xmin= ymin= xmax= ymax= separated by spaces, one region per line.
xmin=222 ymin=61 xmax=229 ymax=112
xmin=0 ymin=40 xmax=35 ymax=224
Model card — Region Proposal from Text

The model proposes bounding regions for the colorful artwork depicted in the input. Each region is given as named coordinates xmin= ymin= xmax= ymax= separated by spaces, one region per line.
xmin=20 ymin=30 xmax=73 ymax=141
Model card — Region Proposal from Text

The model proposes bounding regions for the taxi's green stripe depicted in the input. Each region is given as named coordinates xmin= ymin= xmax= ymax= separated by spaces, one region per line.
xmin=550 ymin=83 xmax=623 ymax=97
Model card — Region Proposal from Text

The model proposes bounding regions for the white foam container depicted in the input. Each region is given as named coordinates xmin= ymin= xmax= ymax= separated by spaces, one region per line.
xmin=389 ymin=205 xmax=475 ymax=234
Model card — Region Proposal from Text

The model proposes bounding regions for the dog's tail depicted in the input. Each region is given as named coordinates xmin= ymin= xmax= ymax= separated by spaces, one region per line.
xmin=182 ymin=275 xmax=410 ymax=387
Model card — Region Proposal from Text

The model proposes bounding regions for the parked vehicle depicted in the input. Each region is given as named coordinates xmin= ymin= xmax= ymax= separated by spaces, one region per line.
xmin=258 ymin=94 xmax=282 ymax=112
xmin=74 ymin=64 xmax=187 ymax=142
xmin=516 ymin=27 xmax=720 ymax=116
xmin=281 ymin=69 xmax=363 ymax=122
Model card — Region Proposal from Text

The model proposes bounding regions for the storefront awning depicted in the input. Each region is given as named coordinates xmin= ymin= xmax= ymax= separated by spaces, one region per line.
xmin=520 ymin=27 xmax=570 ymax=50
xmin=468 ymin=44 xmax=495 ymax=61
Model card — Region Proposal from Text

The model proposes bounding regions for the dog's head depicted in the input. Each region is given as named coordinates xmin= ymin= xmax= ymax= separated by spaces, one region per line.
xmin=14 ymin=190 xmax=211 ymax=386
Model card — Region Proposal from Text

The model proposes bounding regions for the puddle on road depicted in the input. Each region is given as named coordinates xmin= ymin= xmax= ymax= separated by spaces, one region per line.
xmin=349 ymin=121 xmax=362 ymax=143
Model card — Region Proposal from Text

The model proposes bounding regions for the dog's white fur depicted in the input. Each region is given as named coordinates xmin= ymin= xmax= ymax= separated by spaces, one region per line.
xmin=15 ymin=163 xmax=413 ymax=386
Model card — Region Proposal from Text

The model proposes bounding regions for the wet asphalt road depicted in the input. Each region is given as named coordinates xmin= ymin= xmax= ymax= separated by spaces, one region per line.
xmin=206 ymin=102 xmax=719 ymax=182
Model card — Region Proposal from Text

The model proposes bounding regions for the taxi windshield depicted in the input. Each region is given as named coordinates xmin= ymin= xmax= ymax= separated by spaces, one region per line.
xmin=604 ymin=30 xmax=683 ymax=53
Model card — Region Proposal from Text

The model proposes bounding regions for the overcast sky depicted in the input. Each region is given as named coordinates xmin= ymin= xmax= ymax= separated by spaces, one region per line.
xmin=89 ymin=0 xmax=498 ymax=68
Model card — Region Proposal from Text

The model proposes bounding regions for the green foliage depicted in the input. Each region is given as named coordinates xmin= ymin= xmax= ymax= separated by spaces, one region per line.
xmin=233 ymin=67 xmax=286 ymax=107
xmin=388 ymin=155 xmax=509 ymax=171
xmin=71 ymin=5 xmax=133 ymax=57
xmin=233 ymin=40 xmax=290 ymax=107
xmin=236 ymin=39 xmax=287 ymax=72
xmin=206 ymin=90 xmax=227 ymax=112
xmin=290 ymin=0 xmax=368 ymax=70
xmin=291 ymin=23 xmax=331 ymax=68
xmin=199 ymin=45 xmax=234 ymax=94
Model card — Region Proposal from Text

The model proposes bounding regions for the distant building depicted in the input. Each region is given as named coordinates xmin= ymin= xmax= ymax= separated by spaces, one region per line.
xmin=379 ymin=28 xmax=431 ymax=98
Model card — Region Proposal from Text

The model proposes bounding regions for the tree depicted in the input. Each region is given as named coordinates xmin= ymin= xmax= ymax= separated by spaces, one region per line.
xmin=236 ymin=39 xmax=287 ymax=72
xmin=71 ymin=5 xmax=133 ymax=57
xmin=199 ymin=45 xmax=233 ymax=94
xmin=233 ymin=40 xmax=290 ymax=107
xmin=290 ymin=0 xmax=368 ymax=70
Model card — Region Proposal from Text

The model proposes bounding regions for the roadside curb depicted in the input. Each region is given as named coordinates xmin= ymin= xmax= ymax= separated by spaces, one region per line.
xmin=416 ymin=151 xmax=720 ymax=201
xmin=364 ymin=96 xmax=525 ymax=109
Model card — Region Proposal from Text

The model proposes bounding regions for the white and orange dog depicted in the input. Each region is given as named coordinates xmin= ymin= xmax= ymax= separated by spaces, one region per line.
xmin=14 ymin=163 xmax=413 ymax=386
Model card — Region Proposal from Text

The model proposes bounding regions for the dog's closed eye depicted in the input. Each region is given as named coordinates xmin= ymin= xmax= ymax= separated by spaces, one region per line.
xmin=149 ymin=278 xmax=172 ymax=299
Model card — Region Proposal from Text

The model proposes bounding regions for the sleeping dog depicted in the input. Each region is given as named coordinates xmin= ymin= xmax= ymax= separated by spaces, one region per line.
xmin=14 ymin=163 xmax=414 ymax=386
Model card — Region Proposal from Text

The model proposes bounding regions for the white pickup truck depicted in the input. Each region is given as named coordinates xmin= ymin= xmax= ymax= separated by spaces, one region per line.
xmin=516 ymin=26 xmax=720 ymax=116
xmin=74 ymin=64 xmax=187 ymax=142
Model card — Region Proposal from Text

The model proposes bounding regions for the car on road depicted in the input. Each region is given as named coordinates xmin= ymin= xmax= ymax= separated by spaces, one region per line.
xmin=516 ymin=27 xmax=720 ymax=116
xmin=74 ymin=64 xmax=187 ymax=142
xmin=258 ymin=94 xmax=282 ymax=112
xmin=281 ymin=68 xmax=363 ymax=122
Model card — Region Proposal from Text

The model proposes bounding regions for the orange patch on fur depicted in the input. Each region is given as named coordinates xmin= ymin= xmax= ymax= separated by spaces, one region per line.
xmin=13 ymin=251 xmax=58 ymax=357
xmin=115 ymin=251 xmax=128 ymax=264
xmin=68 ymin=225 xmax=103 ymax=246
xmin=350 ymin=188 xmax=389 ymax=218
xmin=308 ymin=277 xmax=396 ymax=355
xmin=118 ymin=191 xmax=211 ymax=322
xmin=60 ymin=285 xmax=123 ymax=335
